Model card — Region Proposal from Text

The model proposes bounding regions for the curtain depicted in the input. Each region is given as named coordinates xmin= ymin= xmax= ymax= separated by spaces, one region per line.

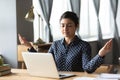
xmin=93 ymin=0 xmax=120 ymax=64
xmin=33 ymin=0 xmax=53 ymax=43
xmin=67 ymin=0 xmax=81 ymax=38
xmin=93 ymin=0 xmax=103 ymax=51
xmin=110 ymin=0 xmax=120 ymax=64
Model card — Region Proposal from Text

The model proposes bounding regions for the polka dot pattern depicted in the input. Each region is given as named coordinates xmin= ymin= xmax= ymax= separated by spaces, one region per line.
xmin=48 ymin=35 xmax=104 ymax=72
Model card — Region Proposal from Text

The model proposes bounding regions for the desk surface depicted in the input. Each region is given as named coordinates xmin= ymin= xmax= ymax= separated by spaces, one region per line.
xmin=0 ymin=69 xmax=98 ymax=80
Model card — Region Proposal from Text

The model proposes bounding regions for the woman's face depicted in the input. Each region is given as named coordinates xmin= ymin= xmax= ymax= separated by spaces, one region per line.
xmin=60 ymin=18 xmax=77 ymax=38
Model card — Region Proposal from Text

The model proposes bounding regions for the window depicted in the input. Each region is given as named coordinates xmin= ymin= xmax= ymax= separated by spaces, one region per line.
xmin=34 ymin=0 xmax=114 ymax=42
xmin=80 ymin=0 xmax=113 ymax=41
xmin=50 ymin=0 xmax=68 ymax=40
xmin=99 ymin=0 xmax=114 ymax=39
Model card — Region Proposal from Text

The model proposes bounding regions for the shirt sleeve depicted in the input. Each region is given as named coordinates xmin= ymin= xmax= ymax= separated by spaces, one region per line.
xmin=82 ymin=43 xmax=104 ymax=73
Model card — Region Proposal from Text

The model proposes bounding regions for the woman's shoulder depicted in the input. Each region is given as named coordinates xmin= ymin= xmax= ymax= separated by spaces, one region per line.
xmin=75 ymin=36 xmax=89 ymax=45
xmin=80 ymin=39 xmax=89 ymax=44
xmin=77 ymin=39 xmax=91 ymax=50
xmin=78 ymin=38 xmax=90 ymax=47
xmin=81 ymin=40 xmax=90 ymax=45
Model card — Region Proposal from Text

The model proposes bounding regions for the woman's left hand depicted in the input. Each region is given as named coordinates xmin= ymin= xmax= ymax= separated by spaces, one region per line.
xmin=98 ymin=39 xmax=112 ymax=57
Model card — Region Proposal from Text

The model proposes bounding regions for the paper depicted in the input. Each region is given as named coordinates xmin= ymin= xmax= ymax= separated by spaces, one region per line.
xmin=100 ymin=73 xmax=120 ymax=79
xmin=73 ymin=77 xmax=96 ymax=80
xmin=95 ymin=78 xmax=119 ymax=80
xmin=73 ymin=77 xmax=119 ymax=80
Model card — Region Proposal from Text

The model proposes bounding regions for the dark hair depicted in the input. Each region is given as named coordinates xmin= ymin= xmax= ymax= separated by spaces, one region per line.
xmin=60 ymin=11 xmax=79 ymax=26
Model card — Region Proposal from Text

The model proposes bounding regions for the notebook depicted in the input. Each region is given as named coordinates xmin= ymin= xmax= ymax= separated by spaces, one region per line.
xmin=22 ymin=52 xmax=76 ymax=79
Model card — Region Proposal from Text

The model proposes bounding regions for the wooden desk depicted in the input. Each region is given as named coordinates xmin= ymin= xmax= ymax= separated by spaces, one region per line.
xmin=0 ymin=69 xmax=98 ymax=80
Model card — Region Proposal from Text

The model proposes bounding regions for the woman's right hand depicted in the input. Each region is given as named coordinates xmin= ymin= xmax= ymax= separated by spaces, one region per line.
xmin=18 ymin=34 xmax=32 ymax=48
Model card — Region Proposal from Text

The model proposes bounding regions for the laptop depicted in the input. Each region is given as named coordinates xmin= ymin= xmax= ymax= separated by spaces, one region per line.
xmin=22 ymin=52 xmax=76 ymax=79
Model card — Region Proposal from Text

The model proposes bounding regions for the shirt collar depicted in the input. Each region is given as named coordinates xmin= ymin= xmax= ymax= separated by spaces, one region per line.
xmin=60 ymin=35 xmax=81 ymax=45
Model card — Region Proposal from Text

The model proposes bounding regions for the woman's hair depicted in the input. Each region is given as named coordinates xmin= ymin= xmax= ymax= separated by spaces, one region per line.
xmin=60 ymin=11 xmax=79 ymax=26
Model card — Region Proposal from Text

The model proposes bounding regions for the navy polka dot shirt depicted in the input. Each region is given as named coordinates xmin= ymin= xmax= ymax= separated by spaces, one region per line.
xmin=48 ymin=35 xmax=104 ymax=73
xmin=28 ymin=35 xmax=104 ymax=73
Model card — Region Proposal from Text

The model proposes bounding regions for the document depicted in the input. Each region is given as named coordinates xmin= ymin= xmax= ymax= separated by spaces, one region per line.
xmin=96 ymin=78 xmax=119 ymax=80
xmin=100 ymin=73 xmax=120 ymax=79
xmin=73 ymin=77 xmax=118 ymax=80
xmin=73 ymin=77 xmax=96 ymax=80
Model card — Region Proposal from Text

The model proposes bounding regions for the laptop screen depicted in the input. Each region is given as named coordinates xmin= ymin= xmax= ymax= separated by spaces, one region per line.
xmin=22 ymin=52 xmax=76 ymax=78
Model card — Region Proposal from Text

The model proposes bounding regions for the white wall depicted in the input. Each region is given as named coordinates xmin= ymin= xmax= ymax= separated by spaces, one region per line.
xmin=0 ymin=0 xmax=17 ymax=68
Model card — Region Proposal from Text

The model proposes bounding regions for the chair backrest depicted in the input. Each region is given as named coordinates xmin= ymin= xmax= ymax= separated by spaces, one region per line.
xmin=17 ymin=45 xmax=28 ymax=62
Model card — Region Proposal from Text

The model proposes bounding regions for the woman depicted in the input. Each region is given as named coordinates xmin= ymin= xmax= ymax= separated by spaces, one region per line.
xmin=18 ymin=11 xmax=112 ymax=73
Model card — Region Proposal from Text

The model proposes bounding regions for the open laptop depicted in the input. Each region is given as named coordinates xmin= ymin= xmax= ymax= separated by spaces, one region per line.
xmin=22 ymin=52 xmax=76 ymax=79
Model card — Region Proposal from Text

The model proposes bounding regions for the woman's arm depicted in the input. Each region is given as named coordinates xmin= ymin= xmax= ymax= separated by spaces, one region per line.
xmin=82 ymin=39 xmax=112 ymax=73
xmin=18 ymin=34 xmax=37 ymax=52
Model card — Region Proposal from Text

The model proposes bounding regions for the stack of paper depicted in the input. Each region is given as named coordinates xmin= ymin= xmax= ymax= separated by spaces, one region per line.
xmin=73 ymin=77 xmax=96 ymax=80
xmin=73 ymin=76 xmax=119 ymax=80
xmin=100 ymin=73 xmax=120 ymax=79
xmin=95 ymin=78 xmax=119 ymax=80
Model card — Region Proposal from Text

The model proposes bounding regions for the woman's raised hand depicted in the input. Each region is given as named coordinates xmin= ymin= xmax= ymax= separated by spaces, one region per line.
xmin=98 ymin=39 xmax=112 ymax=57
xmin=18 ymin=34 xmax=32 ymax=48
